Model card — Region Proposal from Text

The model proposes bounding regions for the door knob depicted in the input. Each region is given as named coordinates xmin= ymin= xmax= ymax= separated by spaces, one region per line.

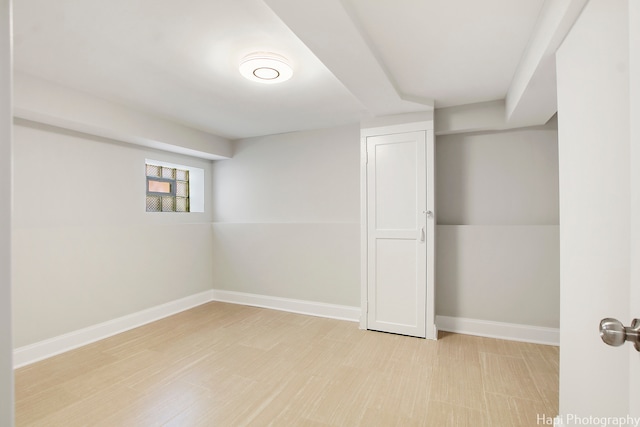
xmin=599 ymin=318 xmax=640 ymax=351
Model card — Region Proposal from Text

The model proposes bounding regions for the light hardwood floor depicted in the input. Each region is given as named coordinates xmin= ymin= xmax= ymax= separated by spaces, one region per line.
xmin=15 ymin=302 xmax=559 ymax=426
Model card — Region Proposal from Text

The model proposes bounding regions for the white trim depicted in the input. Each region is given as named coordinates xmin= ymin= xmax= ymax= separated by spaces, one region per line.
xmin=436 ymin=315 xmax=560 ymax=346
xmin=425 ymin=128 xmax=436 ymax=340
xmin=13 ymin=290 xmax=213 ymax=368
xmin=211 ymin=289 xmax=360 ymax=322
xmin=13 ymin=291 xmax=559 ymax=368
xmin=359 ymin=136 xmax=368 ymax=330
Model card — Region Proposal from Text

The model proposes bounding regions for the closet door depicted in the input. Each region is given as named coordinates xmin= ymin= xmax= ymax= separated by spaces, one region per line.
xmin=366 ymin=131 xmax=427 ymax=338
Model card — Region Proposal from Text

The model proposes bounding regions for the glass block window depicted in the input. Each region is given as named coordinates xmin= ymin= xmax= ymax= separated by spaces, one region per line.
xmin=146 ymin=164 xmax=190 ymax=213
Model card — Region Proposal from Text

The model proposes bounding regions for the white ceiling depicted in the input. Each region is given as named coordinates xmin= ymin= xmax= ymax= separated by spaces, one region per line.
xmin=13 ymin=0 xmax=545 ymax=140
xmin=345 ymin=0 xmax=545 ymax=108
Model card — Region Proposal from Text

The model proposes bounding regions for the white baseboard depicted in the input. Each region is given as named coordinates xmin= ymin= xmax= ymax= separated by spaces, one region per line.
xmin=14 ymin=292 xmax=558 ymax=368
xmin=436 ymin=315 xmax=559 ymax=346
xmin=211 ymin=289 xmax=361 ymax=323
xmin=13 ymin=290 xmax=214 ymax=368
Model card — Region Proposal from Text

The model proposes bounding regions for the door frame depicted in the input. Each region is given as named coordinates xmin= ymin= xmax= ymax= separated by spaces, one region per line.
xmin=359 ymin=119 xmax=437 ymax=340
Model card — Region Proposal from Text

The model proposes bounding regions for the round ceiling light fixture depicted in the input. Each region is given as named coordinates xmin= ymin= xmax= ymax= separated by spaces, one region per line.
xmin=239 ymin=52 xmax=293 ymax=84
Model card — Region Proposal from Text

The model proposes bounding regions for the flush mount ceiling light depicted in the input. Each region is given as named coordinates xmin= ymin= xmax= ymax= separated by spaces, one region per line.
xmin=239 ymin=52 xmax=293 ymax=84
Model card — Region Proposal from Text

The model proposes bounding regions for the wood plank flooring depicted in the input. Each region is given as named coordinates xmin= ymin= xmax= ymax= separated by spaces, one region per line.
xmin=15 ymin=302 xmax=559 ymax=426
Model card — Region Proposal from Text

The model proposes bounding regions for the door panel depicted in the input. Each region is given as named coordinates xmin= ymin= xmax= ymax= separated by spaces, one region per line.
xmin=374 ymin=238 xmax=418 ymax=327
xmin=366 ymin=131 xmax=426 ymax=338
xmin=373 ymin=140 xmax=417 ymax=230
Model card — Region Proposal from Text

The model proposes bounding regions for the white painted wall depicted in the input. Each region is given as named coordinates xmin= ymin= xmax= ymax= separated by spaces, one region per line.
xmin=435 ymin=123 xmax=560 ymax=329
xmin=434 ymin=100 xmax=507 ymax=135
xmin=556 ymin=0 xmax=631 ymax=419
xmin=436 ymin=225 xmax=559 ymax=327
xmin=211 ymin=124 xmax=360 ymax=306
xmin=436 ymin=122 xmax=559 ymax=225
xmin=14 ymin=73 xmax=232 ymax=160
xmin=213 ymin=125 xmax=360 ymax=224
xmin=12 ymin=120 xmax=215 ymax=347
xmin=212 ymin=120 xmax=560 ymax=330
xmin=0 ymin=0 xmax=13 ymax=424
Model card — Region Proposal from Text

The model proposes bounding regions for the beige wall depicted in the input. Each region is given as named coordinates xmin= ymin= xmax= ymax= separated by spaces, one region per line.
xmin=12 ymin=120 xmax=215 ymax=347
xmin=211 ymin=124 xmax=361 ymax=306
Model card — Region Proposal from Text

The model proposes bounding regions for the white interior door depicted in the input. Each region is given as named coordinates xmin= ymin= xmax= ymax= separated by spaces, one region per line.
xmin=629 ymin=0 xmax=640 ymax=415
xmin=556 ymin=0 xmax=638 ymax=421
xmin=365 ymin=131 xmax=427 ymax=338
